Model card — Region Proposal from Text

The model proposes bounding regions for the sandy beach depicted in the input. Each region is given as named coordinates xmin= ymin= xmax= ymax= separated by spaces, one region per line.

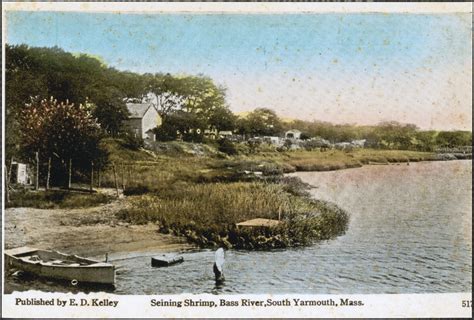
xmin=4 ymin=195 xmax=193 ymax=261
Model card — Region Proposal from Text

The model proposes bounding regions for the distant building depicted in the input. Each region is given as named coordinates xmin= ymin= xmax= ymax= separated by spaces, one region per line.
xmin=262 ymin=136 xmax=283 ymax=146
xmin=10 ymin=162 xmax=32 ymax=185
xmin=204 ymin=128 xmax=218 ymax=139
xmin=123 ymin=103 xmax=162 ymax=141
xmin=285 ymin=129 xmax=302 ymax=140
xmin=203 ymin=129 xmax=234 ymax=140
xmin=351 ymin=139 xmax=367 ymax=148
xmin=218 ymin=131 xmax=233 ymax=139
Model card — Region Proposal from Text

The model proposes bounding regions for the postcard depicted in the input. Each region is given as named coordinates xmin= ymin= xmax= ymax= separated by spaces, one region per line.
xmin=2 ymin=2 xmax=472 ymax=318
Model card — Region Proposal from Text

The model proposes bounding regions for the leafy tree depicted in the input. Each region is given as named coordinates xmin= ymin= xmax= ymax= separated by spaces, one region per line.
xmin=238 ymin=108 xmax=283 ymax=137
xmin=5 ymin=44 xmax=138 ymax=145
xmin=143 ymin=73 xmax=186 ymax=117
xmin=436 ymin=131 xmax=472 ymax=148
xmin=155 ymin=110 xmax=206 ymax=142
xmin=19 ymin=97 xmax=105 ymax=185
xmin=180 ymin=75 xmax=226 ymax=118
xmin=89 ymin=87 xmax=129 ymax=136
xmin=208 ymin=106 xmax=237 ymax=132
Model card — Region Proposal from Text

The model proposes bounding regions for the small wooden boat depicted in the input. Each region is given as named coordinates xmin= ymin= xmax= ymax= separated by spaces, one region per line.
xmin=4 ymin=247 xmax=115 ymax=285
xmin=151 ymin=254 xmax=184 ymax=267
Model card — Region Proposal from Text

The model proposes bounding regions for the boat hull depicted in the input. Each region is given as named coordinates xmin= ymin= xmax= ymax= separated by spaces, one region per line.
xmin=5 ymin=247 xmax=115 ymax=285
xmin=151 ymin=256 xmax=184 ymax=267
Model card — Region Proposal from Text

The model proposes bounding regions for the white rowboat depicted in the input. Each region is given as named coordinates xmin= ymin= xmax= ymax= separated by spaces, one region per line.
xmin=5 ymin=247 xmax=115 ymax=285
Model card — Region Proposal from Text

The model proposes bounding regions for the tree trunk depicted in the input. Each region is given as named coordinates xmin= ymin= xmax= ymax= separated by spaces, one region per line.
xmin=5 ymin=165 xmax=10 ymax=204
xmin=46 ymin=157 xmax=51 ymax=190
xmin=90 ymin=161 xmax=94 ymax=192
xmin=121 ymin=163 xmax=125 ymax=191
xmin=97 ymin=166 xmax=101 ymax=188
xmin=68 ymin=158 xmax=72 ymax=189
xmin=35 ymin=151 xmax=39 ymax=191
xmin=112 ymin=163 xmax=119 ymax=198
xmin=8 ymin=156 xmax=14 ymax=184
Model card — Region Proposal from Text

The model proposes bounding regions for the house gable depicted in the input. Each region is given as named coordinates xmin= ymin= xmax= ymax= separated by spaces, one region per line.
xmin=124 ymin=103 xmax=162 ymax=140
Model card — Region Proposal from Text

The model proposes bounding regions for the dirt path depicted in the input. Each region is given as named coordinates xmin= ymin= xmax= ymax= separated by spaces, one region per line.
xmin=4 ymin=196 xmax=193 ymax=260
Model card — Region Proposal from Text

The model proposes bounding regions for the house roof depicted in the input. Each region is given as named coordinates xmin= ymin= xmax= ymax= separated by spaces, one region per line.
xmin=126 ymin=103 xmax=154 ymax=119
xmin=286 ymin=129 xmax=302 ymax=134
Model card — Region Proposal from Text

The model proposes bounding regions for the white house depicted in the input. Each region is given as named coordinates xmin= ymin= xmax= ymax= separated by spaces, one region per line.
xmin=123 ymin=103 xmax=162 ymax=141
xmin=285 ymin=129 xmax=302 ymax=140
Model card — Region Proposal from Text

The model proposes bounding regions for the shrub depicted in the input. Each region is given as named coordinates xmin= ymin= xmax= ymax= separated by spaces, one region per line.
xmin=217 ymin=138 xmax=238 ymax=155
xmin=119 ymin=133 xmax=144 ymax=150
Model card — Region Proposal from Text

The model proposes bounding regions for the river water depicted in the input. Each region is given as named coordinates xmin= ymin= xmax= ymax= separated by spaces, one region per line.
xmin=6 ymin=161 xmax=472 ymax=294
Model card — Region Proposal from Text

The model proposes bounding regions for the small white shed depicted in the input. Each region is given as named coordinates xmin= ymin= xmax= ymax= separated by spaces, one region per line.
xmin=285 ymin=129 xmax=302 ymax=140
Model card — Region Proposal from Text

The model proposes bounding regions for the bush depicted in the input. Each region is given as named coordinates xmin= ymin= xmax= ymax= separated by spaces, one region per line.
xmin=123 ymin=184 xmax=151 ymax=196
xmin=119 ymin=133 xmax=144 ymax=150
xmin=217 ymin=138 xmax=238 ymax=155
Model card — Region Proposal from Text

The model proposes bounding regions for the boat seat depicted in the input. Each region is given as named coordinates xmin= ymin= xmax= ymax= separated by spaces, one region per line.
xmin=21 ymin=256 xmax=41 ymax=263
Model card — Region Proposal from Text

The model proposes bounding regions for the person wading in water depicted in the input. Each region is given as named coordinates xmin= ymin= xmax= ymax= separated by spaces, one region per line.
xmin=213 ymin=248 xmax=225 ymax=284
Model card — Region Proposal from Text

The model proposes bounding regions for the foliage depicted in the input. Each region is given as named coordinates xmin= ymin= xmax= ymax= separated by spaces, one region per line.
xmin=19 ymin=97 xmax=103 ymax=161
xmin=142 ymin=73 xmax=186 ymax=116
xmin=18 ymin=97 xmax=106 ymax=186
xmin=5 ymin=45 xmax=135 ymax=145
xmin=118 ymin=133 xmax=144 ymax=151
xmin=436 ymin=131 xmax=472 ymax=148
xmin=284 ymin=119 xmax=472 ymax=151
xmin=7 ymin=189 xmax=112 ymax=209
xmin=217 ymin=138 xmax=238 ymax=156
xmin=208 ymin=106 xmax=237 ymax=131
xmin=155 ymin=110 xmax=206 ymax=142
xmin=238 ymin=108 xmax=284 ymax=137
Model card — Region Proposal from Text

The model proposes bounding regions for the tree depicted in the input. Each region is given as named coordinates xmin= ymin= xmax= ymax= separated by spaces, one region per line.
xmin=19 ymin=97 xmax=105 ymax=185
xmin=208 ymin=106 xmax=237 ymax=132
xmin=144 ymin=73 xmax=186 ymax=117
xmin=89 ymin=87 xmax=129 ymax=136
xmin=436 ymin=131 xmax=472 ymax=148
xmin=180 ymin=76 xmax=227 ymax=119
xmin=154 ymin=110 xmax=206 ymax=142
xmin=238 ymin=108 xmax=283 ymax=137
xmin=6 ymin=45 xmax=139 ymax=144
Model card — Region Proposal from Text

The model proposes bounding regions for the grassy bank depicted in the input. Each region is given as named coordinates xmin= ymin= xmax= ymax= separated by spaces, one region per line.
xmin=9 ymin=140 xmax=445 ymax=249
xmin=235 ymin=149 xmax=439 ymax=172
xmin=98 ymin=140 xmax=440 ymax=189
xmin=6 ymin=189 xmax=112 ymax=209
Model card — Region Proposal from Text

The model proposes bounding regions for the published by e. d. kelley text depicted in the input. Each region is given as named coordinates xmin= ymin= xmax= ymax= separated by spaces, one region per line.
xmin=15 ymin=297 xmax=119 ymax=308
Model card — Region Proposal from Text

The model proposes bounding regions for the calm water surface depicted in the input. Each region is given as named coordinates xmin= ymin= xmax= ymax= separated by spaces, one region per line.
xmin=7 ymin=161 xmax=472 ymax=294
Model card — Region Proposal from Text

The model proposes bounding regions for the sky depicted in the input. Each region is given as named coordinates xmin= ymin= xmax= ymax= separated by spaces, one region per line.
xmin=5 ymin=10 xmax=472 ymax=130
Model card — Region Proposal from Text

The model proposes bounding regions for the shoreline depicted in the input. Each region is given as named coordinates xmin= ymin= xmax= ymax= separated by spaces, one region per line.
xmin=4 ymin=199 xmax=194 ymax=260
xmin=4 ymin=155 xmax=470 ymax=257
xmin=283 ymin=153 xmax=472 ymax=173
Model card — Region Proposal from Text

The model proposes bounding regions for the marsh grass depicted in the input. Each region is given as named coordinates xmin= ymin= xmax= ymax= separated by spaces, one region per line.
xmin=7 ymin=189 xmax=112 ymax=209
xmin=116 ymin=180 xmax=349 ymax=249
